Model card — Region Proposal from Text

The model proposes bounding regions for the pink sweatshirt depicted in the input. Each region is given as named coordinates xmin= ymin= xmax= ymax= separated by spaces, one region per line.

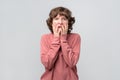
xmin=40 ymin=33 xmax=81 ymax=80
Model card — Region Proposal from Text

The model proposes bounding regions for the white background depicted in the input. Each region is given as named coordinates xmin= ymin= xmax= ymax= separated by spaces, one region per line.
xmin=0 ymin=0 xmax=119 ymax=80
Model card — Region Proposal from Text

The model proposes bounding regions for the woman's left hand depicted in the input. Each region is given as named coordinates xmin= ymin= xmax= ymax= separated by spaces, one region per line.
xmin=60 ymin=24 xmax=68 ymax=35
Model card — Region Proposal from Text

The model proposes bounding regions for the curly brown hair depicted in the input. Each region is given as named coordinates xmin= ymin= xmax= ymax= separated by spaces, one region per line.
xmin=46 ymin=6 xmax=75 ymax=33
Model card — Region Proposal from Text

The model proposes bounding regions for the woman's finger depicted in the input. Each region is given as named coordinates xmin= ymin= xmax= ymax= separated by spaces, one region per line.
xmin=65 ymin=24 xmax=68 ymax=31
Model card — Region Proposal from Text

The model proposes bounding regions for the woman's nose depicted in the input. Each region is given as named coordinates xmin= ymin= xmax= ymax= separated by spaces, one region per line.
xmin=58 ymin=19 xmax=63 ymax=24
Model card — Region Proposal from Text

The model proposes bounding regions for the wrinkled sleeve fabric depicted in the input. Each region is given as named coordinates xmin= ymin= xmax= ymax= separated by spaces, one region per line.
xmin=40 ymin=35 xmax=60 ymax=70
xmin=60 ymin=34 xmax=81 ymax=68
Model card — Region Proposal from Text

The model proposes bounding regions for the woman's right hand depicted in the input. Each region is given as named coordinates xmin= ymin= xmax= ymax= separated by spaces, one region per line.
xmin=52 ymin=26 xmax=61 ymax=37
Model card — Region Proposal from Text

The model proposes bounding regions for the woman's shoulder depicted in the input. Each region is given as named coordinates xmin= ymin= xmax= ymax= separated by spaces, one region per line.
xmin=69 ymin=33 xmax=81 ymax=38
xmin=41 ymin=33 xmax=53 ymax=39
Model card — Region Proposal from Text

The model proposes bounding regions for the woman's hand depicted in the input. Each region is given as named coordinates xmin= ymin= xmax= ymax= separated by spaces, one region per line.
xmin=52 ymin=26 xmax=61 ymax=37
xmin=60 ymin=24 xmax=68 ymax=35
xmin=52 ymin=23 xmax=68 ymax=37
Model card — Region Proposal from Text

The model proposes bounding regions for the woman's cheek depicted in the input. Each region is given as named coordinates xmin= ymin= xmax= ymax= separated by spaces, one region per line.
xmin=52 ymin=23 xmax=57 ymax=28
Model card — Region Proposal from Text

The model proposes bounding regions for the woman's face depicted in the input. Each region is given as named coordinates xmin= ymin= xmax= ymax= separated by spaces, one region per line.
xmin=52 ymin=14 xmax=68 ymax=28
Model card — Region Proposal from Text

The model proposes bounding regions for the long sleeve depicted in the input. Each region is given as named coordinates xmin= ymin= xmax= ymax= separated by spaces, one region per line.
xmin=40 ymin=35 xmax=60 ymax=70
xmin=60 ymin=34 xmax=81 ymax=68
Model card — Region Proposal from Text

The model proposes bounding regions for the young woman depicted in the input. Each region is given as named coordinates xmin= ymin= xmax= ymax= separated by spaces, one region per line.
xmin=40 ymin=6 xmax=81 ymax=80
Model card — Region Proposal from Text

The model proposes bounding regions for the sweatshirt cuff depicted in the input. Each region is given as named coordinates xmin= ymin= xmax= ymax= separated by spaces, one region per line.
xmin=52 ymin=36 xmax=60 ymax=44
xmin=60 ymin=34 xmax=67 ymax=43
xmin=61 ymin=34 xmax=67 ymax=40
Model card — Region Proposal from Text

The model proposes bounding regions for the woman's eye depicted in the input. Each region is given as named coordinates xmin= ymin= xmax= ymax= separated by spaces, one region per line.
xmin=62 ymin=17 xmax=67 ymax=20
xmin=54 ymin=18 xmax=59 ymax=20
xmin=63 ymin=18 xmax=67 ymax=20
